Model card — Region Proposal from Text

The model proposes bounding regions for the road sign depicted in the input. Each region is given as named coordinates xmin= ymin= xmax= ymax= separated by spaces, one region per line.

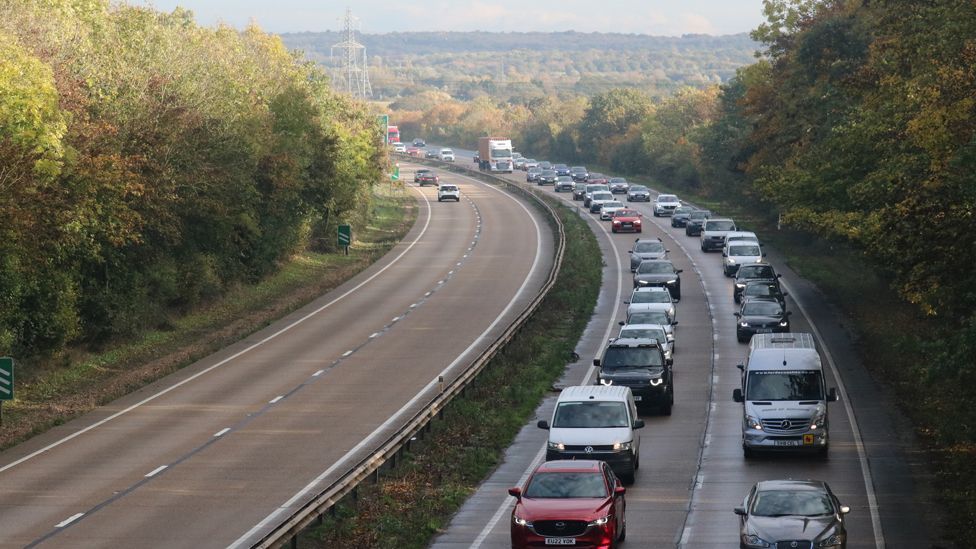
xmin=0 ymin=357 xmax=13 ymax=401
xmin=391 ymin=164 xmax=400 ymax=181
xmin=337 ymin=224 xmax=352 ymax=248
xmin=379 ymin=114 xmax=389 ymax=144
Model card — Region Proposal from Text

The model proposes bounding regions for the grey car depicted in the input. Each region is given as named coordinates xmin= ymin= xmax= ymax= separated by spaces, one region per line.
xmin=629 ymin=238 xmax=668 ymax=272
xmin=735 ymin=480 xmax=849 ymax=549
xmin=632 ymin=259 xmax=682 ymax=299
xmin=627 ymin=185 xmax=651 ymax=202
xmin=684 ymin=209 xmax=712 ymax=236
xmin=526 ymin=167 xmax=543 ymax=182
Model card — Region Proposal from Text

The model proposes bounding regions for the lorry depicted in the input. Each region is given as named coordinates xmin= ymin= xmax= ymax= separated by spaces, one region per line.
xmin=387 ymin=125 xmax=400 ymax=144
xmin=477 ymin=137 xmax=514 ymax=173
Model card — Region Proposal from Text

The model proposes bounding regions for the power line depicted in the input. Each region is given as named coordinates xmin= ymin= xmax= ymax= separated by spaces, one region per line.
xmin=330 ymin=7 xmax=371 ymax=98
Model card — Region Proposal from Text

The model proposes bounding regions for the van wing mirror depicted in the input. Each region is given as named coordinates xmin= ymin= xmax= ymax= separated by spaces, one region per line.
xmin=733 ymin=507 xmax=747 ymax=516
xmin=733 ymin=388 xmax=744 ymax=402
xmin=736 ymin=363 xmax=745 ymax=371
xmin=633 ymin=419 xmax=645 ymax=429
xmin=614 ymin=485 xmax=626 ymax=495
xmin=537 ymin=420 xmax=550 ymax=430
xmin=828 ymin=387 xmax=838 ymax=402
xmin=593 ymin=358 xmax=601 ymax=367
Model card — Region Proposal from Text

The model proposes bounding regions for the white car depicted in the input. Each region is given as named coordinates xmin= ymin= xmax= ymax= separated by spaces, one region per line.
xmin=653 ymin=194 xmax=681 ymax=216
xmin=723 ymin=242 xmax=764 ymax=277
xmin=437 ymin=183 xmax=460 ymax=202
xmin=600 ymin=200 xmax=625 ymax=220
xmin=589 ymin=192 xmax=615 ymax=214
xmin=625 ymin=287 xmax=676 ymax=321
xmin=439 ymin=148 xmax=455 ymax=162
xmin=392 ymin=142 xmax=406 ymax=153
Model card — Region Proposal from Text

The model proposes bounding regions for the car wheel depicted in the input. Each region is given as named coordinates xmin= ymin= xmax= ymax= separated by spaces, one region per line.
xmin=817 ymin=446 xmax=830 ymax=460
xmin=700 ymin=243 xmax=706 ymax=252
xmin=618 ymin=519 xmax=627 ymax=542
xmin=743 ymin=446 xmax=755 ymax=459
xmin=661 ymin=398 xmax=673 ymax=416
xmin=636 ymin=228 xmax=642 ymax=233
xmin=737 ymin=334 xmax=748 ymax=343
xmin=620 ymin=471 xmax=635 ymax=485
xmin=612 ymin=227 xmax=618 ymax=233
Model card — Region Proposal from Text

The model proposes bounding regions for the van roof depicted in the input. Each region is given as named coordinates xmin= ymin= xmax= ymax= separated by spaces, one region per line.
xmin=747 ymin=333 xmax=823 ymax=371
xmin=557 ymin=385 xmax=632 ymax=403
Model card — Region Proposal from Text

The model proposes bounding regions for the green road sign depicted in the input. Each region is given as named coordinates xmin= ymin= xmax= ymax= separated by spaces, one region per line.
xmin=391 ymin=164 xmax=400 ymax=181
xmin=379 ymin=114 xmax=389 ymax=144
xmin=337 ymin=224 xmax=352 ymax=248
xmin=0 ymin=357 xmax=13 ymax=401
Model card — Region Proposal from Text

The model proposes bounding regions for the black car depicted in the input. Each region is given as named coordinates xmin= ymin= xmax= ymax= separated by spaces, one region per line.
xmin=632 ymin=259 xmax=682 ymax=299
xmin=538 ymin=169 xmax=558 ymax=185
xmin=424 ymin=149 xmax=438 ymax=159
xmin=671 ymin=206 xmax=696 ymax=227
xmin=412 ymin=138 xmax=426 ymax=147
xmin=734 ymin=297 xmax=791 ymax=343
xmin=572 ymin=183 xmax=588 ymax=201
xmin=741 ymin=281 xmax=788 ymax=308
xmin=734 ymin=263 xmax=781 ymax=303
xmin=684 ymin=209 xmax=712 ymax=236
xmin=570 ymin=166 xmax=589 ymax=181
xmin=594 ymin=339 xmax=673 ymax=415
xmin=735 ymin=480 xmax=849 ymax=549
xmin=554 ymin=163 xmax=571 ymax=177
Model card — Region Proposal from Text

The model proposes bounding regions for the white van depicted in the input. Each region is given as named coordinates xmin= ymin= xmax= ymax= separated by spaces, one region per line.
xmin=537 ymin=385 xmax=644 ymax=483
xmin=732 ymin=333 xmax=838 ymax=458
xmin=439 ymin=148 xmax=455 ymax=162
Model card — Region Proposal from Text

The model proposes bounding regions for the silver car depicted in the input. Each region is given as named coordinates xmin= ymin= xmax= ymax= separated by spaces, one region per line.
xmin=625 ymin=287 xmax=676 ymax=321
xmin=735 ymin=480 xmax=849 ymax=548
xmin=629 ymin=238 xmax=668 ymax=272
xmin=615 ymin=323 xmax=673 ymax=361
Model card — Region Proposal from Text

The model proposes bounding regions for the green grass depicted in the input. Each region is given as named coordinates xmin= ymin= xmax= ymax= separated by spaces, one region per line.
xmin=302 ymin=194 xmax=602 ymax=548
xmin=1 ymin=185 xmax=417 ymax=450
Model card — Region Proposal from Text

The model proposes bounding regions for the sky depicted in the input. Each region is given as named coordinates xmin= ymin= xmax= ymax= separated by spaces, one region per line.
xmin=135 ymin=0 xmax=768 ymax=36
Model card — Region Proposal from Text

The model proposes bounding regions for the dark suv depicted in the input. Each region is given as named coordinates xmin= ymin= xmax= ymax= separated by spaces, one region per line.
xmin=594 ymin=338 xmax=674 ymax=415
xmin=733 ymin=263 xmax=781 ymax=303
xmin=684 ymin=209 xmax=712 ymax=236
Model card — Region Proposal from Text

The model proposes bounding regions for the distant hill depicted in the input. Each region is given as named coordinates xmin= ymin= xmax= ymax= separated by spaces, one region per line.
xmin=279 ymin=31 xmax=759 ymax=100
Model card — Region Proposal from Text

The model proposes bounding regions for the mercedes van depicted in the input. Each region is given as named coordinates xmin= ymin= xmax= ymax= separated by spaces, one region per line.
xmin=732 ymin=333 xmax=838 ymax=458
xmin=537 ymin=385 xmax=644 ymax=484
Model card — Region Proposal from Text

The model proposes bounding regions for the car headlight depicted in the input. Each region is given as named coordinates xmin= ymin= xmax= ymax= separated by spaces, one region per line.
xmin=513 ymin=514 xmax=532 ymax=527
xmin=746 ymin=415 xmax=763 ymax=430
xmin=637 ymin=280 xmax=650 ymax=285
xmin=817 ymin=533 xmax=844 ymax=547
xmin=588 ymin=515 xmax=611 ymax=527
xmin=547 ymin=441 xmax=565 ymax=451
xmin=650 ymin=378 xmax=664 ymax=387
xmin=779 ymin=320 xmax=789 ymax=327
xmin=666 ymin=279 xmax=677 ymax=285
xmin=742 ymin=534 xmax=772 ymax=548
xmin=612 ymin=441 xmax=632 ymax=451
xmin=810 ymin=410 xmax=827 ymax=430
xmin=666 ymin=333 xmax=674 ymax=341
xmin=634 ymin=219 xmax=641 ymax=224
xmin=728 ymin=257 xmax=737 ymax=264
xmin=740 ymin=321 xmax=750 ymax=327
xmin=735 ymin=283 xmax=746 ymax=289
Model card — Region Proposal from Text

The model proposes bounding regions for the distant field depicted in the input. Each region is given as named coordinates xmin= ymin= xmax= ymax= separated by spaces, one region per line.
xmin=279 ymin=31 xmax=758 ymax=99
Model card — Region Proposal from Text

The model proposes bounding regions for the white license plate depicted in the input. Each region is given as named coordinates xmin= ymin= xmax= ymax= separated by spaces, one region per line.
xmin=774 ymin=440 xmax=802 ymax=446
xmin=633 ymin=395 xmax=642 ymax=401
xmin=756 ymin=328 xmax=773 ymax=333
xmin=545 ymin=538 xmax=576 ymax=546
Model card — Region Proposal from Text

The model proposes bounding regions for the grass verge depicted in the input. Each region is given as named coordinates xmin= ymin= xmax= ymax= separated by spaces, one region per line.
xmin=0 ymin=184 xmax=417 ymax=450
xmin=300 ymin=193 xmax=602 ymax=548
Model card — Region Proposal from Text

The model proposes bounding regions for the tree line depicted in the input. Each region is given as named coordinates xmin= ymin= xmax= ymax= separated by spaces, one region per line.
xmin=403 ymin=0 xmax=976 ymax=464
xmin=0 ymin=0 xmax=383 ymax=357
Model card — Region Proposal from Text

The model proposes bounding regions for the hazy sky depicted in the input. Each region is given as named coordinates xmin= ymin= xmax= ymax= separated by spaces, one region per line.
xmin=136 ymin=0 xmax=768 ymax=35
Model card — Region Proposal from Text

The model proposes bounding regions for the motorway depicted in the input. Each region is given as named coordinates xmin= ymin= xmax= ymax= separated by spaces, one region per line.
xmin=430 ymin=150 xmax=933 ymax=548
xmin=0 ymin=165 xmax=555 ymax=547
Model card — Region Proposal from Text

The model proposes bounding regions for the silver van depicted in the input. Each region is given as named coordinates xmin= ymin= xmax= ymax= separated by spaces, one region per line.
xmin=732 ymin=333 xmax=838 ymax=458
xmin=537 ymin=385 xmax=644 ymax=484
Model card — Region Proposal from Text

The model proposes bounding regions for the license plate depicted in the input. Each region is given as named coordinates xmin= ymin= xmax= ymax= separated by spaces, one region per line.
xmin=632 ymin=395 xmax=642 ymax=401
xmin=774 ymin=440 xmax=802 ymax=446
xmin=545 ymin=539 xmax=576 ymax=546
xmin=756 ymin=328 xmax=772 ymax=333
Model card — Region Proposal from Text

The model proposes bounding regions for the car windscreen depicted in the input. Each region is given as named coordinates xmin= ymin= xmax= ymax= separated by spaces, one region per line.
xmin=610 ymin=178 xmax=626 ymax=183
xmin=592 ymin=193 xmax=613 ymax=201
xmin=493 ymin=149 xmax=512 ymax=158
xmin=628 ymin=311 xmax=670 ymax=324
xmin=744 ymin=284 xmax=779 ymax=298
xmin=619 ymin=327 xmax=667 ymax=342
xmin=600 ymin=347 xmax=663 ymax=369
xmin=629 ymin=186 xmax=648 ymax=192
xmin=439 ymin=186 xmax=458 ymax=192
xmin=746 ymin=370 xmax=824 ymax=401
xmin=741 ymin=301 xmax=783 ymax=316
xmin=689 ymin=211 xmax=709 ymax=220
xmin=604 ymin=201 xmax=623 ymax=209
xmin=615 ymin=210 xmax=638 ymax=218
xmin=524 ymin=472 xmax=608 ymax=499
xmin=637 ymin=262 xmax=673 ymax=274
xmin=739 ymin=265 xmax=775 ymax=279
xmin=705 ymin=220 xmax=735 ymax=231
xmin=658 ymin=195 xmax=678 ymax=201
xmin=632 ymin=291 xmax=670 ymax=304
xmin=730 ymin=245 xmax=761 ymax=256
xmin=552 ymin=401 xmax=630 ymax=428
xmin=542 ymin=170 xmax=557 ymax=176
xmin=634 ymin=242 xmax=664 ymax=254
xmin=751 ymin=490 xmax=834 ymax=517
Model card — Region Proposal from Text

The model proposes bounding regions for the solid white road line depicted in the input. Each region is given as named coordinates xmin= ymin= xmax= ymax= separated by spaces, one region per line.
xmin=0 ymin=187 xmax=436 ymax=477
xmin=228 ymin=166 xmax=546 ymax=549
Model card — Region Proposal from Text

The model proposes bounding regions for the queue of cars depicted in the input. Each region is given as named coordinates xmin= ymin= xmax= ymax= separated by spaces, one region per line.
xmin=398 ymin=145 xmax=850 ymax=548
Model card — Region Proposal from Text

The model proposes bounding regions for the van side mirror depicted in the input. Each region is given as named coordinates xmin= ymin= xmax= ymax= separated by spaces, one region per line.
xmin=633 ymin=419 xmax=645 ymax=429
xmin=676 ymin=269 xmax=683 ymax=274
xmin=734 ymin=313 xmax=741 ymax=318
xmin=737 ymin=363 xmax=745 ymax=371
xmin=776 ymin=274 xmax=783 ymax=278
xmin=623 ymin=301 xmax=631 ymax=304
xmin=722 ymin=251 xmax=727 ymax=257
xmin=593 ymin=358 xmax=601 ymax=367
xmin=782 ymin=292 xmax=789 ymax=297
xmin=671 ymin=321 xmax=679 ymax=326
xmin=785 ymin=311 xmax=793 ymax=316
xmin=508 ymin=487 xmax=522 ymax=499
xmin=614 ymin=486 xmax=626 ymax=495
xmin=828 ymin=388 xmax=838 ymax=402
xmin=839 ymin=505 xmax=850 ymax=515
xmin=733 ymin=388 xmax=744 ymax=402
xmin=618 ymin=321 xmax=625 ymax=326
xmin=733 ymin=507 xmax=746 ymax=516
xmin=537 ymin=420 xmax=550 ymax=430
xmin=666 ymin=357 xmax=673 ymax=366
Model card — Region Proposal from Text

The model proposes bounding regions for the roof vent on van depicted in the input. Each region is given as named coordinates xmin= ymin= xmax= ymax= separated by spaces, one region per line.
xmin=770 ymin=336 xmax=796 ymax=343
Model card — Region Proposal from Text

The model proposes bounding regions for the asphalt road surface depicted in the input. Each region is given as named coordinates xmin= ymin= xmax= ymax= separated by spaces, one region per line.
xmin=430 ymin=149 xmax=933 ymax=548
xmin=0 ymin=165 xmax=555 ymax=548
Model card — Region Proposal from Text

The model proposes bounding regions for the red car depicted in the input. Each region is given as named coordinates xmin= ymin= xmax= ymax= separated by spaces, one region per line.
xmin=611 ymin=209 xmax=643 ymax=233
xmin=414 ymin=169 xmax=440 ymax=186
xmin=509 ymin=460 xmax=626 ymax=549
